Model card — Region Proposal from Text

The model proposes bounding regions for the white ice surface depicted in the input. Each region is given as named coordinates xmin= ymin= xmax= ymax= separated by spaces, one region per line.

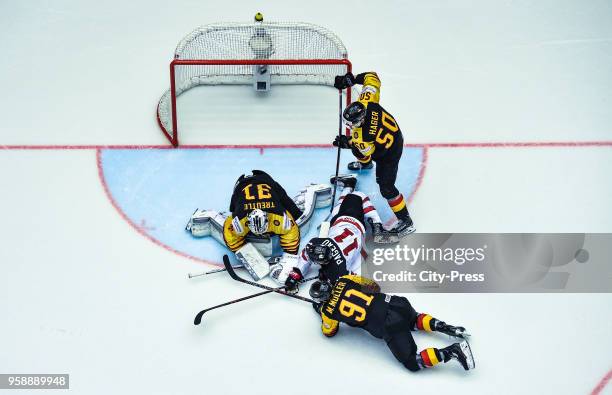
xmin=0 ymin=1 xmax=611 ymax=394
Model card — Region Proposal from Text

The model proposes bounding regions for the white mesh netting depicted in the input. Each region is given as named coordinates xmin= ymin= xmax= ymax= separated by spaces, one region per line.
xmin=157 ymin=21 xmax=350 ymax=143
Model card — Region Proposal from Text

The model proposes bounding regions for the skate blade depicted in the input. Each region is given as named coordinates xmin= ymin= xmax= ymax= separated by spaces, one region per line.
xmin=460 ymin=341 xmax=476 ymax=370
xmin=398 ymin=225 xmax=416 ymax=238
xmin=449 ymin=327 xmax=471 ymax=339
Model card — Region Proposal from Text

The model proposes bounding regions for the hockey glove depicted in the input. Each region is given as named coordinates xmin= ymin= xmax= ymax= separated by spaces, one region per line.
xmin=333 ymin=135 xmax=352 ymax=149
xmin=284 ymin=268 xmax=303 ymax=292
xmin=333 ymin=72 xmax=356 ymax=90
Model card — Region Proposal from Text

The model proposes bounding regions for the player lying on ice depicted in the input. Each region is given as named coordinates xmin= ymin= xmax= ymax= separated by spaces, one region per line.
xmin=279 ymin=174 xmax=399 ymax=291
xmin=312 ymin=273 xmax=475 ymax=372
xmin=333 ymin=71 xmax=415 ymax=237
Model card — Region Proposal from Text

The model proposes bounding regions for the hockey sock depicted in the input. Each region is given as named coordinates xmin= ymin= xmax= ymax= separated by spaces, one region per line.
xmin=416 ymin=348 xmax=443 ymax=369
xmin=414 ymin=313 xmax=440 ymax=332
xmin=387 ymin=194 xmax=409 ymax=220
xmin=363 ymin=197 xmax=383 ymax=224
xmin=339 ymin=186 xmax=353 ymax=199
xmin=330 ymin=187 xmax=353 ymax=218
xmin=347 ymin=191 xmax=383 ymax=224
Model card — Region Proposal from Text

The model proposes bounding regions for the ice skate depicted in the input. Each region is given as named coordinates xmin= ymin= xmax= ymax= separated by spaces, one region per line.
xmin=330 ymin=174 xmax=357 ymax=190
xmin=367 ymin=218 xmax=399 ymax=244
xmin=435 ymin=321 xmax=470 ymax=339
xmin=347 ymin=161 xmax=373 ymax=171
xmin=393 ymin=217 xmax=416 ymax=237
xmin=441 ymin=341 xmax=475 ymax=371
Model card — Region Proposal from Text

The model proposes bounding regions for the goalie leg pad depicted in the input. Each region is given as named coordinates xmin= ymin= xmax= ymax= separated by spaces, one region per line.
xmin=294 ymin=183 xmax=333 ymax=228
xmin=186 ymin=209 xmax=274 ymax=257
xmin=186 ymin=209 xmax=226 ymax=242
xmin=235 ymin=243 xmax=271 ymax=281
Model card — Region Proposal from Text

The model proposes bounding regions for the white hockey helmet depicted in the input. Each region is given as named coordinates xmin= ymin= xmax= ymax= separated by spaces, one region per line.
xmin=246 ymin=209 xmax=269 ymax=235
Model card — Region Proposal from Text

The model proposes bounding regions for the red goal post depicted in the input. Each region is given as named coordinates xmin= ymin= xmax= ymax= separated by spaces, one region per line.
xmin=157 ymin=21 xmax=352 ymax=147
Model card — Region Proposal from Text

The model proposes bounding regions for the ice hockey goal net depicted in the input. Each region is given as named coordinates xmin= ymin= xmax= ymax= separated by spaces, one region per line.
xmin=157 ymin=20 xmax=352 ymax=146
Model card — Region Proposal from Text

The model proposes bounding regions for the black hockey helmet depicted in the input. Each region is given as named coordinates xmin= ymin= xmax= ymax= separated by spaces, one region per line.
xmin=309 ymin=279 xmax=333 ymax=302
xmin=342 ymin=101 xmax=366 ymax=128
xmin=305 ymin=238 xmax=333 ymax=265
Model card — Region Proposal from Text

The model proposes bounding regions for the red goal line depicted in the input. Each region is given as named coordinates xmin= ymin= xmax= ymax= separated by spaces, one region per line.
xmin=1 ymin=140 xmax=611 ymax=151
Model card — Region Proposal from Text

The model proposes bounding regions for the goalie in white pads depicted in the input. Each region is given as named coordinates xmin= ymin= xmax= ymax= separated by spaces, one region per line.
xmin=186 ymin=171 xmax=333 ymax=281
xmin=278 ymin=175 xmax=398 ymax=291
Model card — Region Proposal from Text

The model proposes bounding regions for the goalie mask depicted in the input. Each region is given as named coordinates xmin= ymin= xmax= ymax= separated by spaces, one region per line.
xmin=305 ymin=238 xmax=333 ymax=265
xmin=342 ymin=101 xmax=366 ymax=129
xmin=246 ymin=209 xmax=269 ymax=235
xmin=309 ymin=279 xmax=332 ymax=302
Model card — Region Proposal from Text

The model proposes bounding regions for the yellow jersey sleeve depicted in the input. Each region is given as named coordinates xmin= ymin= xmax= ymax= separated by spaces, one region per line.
xmin=266 ymin=212 xmax=301 ymax=255
xmin=321 ymin=312 xmax=340 ymax=337
xmin=356 ymin=72 xmax=381 ymax=105
xmin=222 ymin=215 xmax=248 ymax=252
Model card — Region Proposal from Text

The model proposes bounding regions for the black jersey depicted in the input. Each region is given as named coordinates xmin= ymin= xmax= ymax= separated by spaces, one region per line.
xmin=320 ymin=275 xmax=390 ymax=338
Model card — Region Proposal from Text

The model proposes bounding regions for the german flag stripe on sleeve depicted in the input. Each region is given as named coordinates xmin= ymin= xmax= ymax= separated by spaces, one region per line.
xmin=419 ymin=348 xmax=440 ymax=367
xmin=388 ymin=194 xmax=406 ymax=213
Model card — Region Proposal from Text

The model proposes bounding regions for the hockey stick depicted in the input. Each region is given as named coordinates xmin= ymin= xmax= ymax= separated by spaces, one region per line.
xmin=193 ymin=287 xmax=281 ymax=325
xmin=222 ymin=255 xmax=316 ymax=303
xmin=188 ymin=256 xmax=282 ymax=279
xmin=329 ymin=88 xmax=344 ymax=211
xmin=193 ymin=274 xmax=318 ymax=325
xmin=316 ymin=89 xmax=344 ymax=233
xmin=188 ymin=267 xmax=227 ymax=278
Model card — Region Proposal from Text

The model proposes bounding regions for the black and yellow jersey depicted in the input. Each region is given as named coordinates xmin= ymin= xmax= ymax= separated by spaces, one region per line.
xmin=223 ymin=170 xmax=302 ymax=254
xmin=223 ymin=211 xmax=300 ymax=254
xmin=319 ymin=274 xmax=389 ymax=338
xmin=348 ymin=72 xmax=404 ymax=163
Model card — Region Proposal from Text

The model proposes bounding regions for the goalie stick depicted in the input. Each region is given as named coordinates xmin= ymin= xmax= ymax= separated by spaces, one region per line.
xmin=222 ymin=254 xmax=316 ymax=303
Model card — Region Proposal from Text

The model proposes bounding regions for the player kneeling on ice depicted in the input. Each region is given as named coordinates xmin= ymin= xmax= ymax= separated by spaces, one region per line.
xmin=313 ymin=274 xmax=475 ymax=372
xmin=186 ymin=170 xmax=333 ymax=280
xmin=333 ymin=71 xmax=415 ymax=237
xmin=222 ymin=170 xmax=304 ymax=256
xmin=277 ymin=175 xmax=398 ymax=291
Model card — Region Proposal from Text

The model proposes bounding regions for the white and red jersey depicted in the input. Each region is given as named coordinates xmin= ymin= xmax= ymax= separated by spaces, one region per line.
xmin=295 ymin=215 xmax=367 ymax=280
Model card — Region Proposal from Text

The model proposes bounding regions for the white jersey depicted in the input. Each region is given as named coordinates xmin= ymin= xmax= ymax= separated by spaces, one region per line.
xmin=296 ymin=215 xmax=367 ymax=279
